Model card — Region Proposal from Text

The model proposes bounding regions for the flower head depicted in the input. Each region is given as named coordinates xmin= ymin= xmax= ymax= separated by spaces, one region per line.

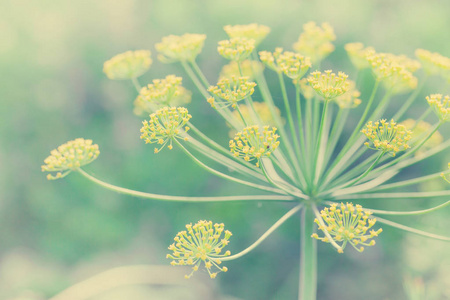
xmin=426 ymin=94 xmax=450 ymax=122
xmin=293 ymin=22 xmax=336 ymax=64
xmin=312 ymin=203 xmax=382 ymax=253
xmin=103 ymin=50 xmax=152 ymax=80
xmin=345 ymin=43 xmax=375 ymax=70
xmin=335 ymin=80 xmax=361 ymax=109
xmin=415 ymin=49 xmax=450 ymax=77
xmin=307 ymin=70 xmax=350 ymax=100
xmin=217 ymin=37 xmax=255 ymax=62
xmin=400 ymin=119 xmax=443 ymax=157
xmin=155 ymin=34 xmax=206 ymax=63
xmin=361 ymin=119 xmax=412 ymax=156
xmin=229 ymin=125 xmax=280 ymax=167
xmin=140 ymin=107 xmax=191 ymax=153
xmin=207 ymin=76 xmax=256 ymax=109
xmin=259 ymin=48 xmax=311 ymax=80
xmin=134 ymin=75 xmax=191 ymax=115
xmin=42 ymin=138 xmax=100 ymax=180
xmin=223 ymin=23 xmax=270 ymax=46
xmin=167 ymin=220 xmax=232 ymax=279
xmin=219 ymin=60 xmax=264 ymax=81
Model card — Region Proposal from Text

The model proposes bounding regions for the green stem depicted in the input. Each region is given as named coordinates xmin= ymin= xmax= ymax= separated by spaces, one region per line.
xmin=299 ymin=205 xmax=317 ymax=300
xmin=295 ymin=86 xmax=307 ymax=156
xmin=375 ymin=217 xmax=450 ymax=241
xmin=223 ymin=204 xmax=303 ymax=261
xmin=174 ymin=139 xmax=286 ymax=194
xmin=371 ymin=170 xmax=450 ymax=191
xmin=334 ymin=190 xmax=450 ymax=200
xmin=367 ymin=201 xmax=450 ymax=215
xmin=392 ymin=76 xmax=427 ymax=121
xmin=77 ymin=168 xmax=295 ymax=202
xmin=131 ymin=77 xmax=142 ymax=91
xmin=311 ymin=100 xmax=329 ymax=191
xmin=190 ymin=60 xmax=210 ymax=87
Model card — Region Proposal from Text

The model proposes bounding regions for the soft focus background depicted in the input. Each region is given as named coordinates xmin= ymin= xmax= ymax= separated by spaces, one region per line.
xmin=1 ymin=0 xmax=449 ymax=299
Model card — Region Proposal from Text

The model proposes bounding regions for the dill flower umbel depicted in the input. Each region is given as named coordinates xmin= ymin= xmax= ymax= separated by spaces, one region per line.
xmin=42 ymin=138 xmax=100 ymax=180
xmin=361 ymin=119 xmax=412 ymax=156
xmin=155 ymin=34 xmax=207 ymax=63
xmin=293 ymin=21 xmax=336 ymax=64
xmin=345 ymin=43 xmax=374 ymax=70
xmin=207 ymin=76 xmax=256 ymax=109
xmin=312 ymin=203 xmax=382 ymax=253
xmin=426 ymin=94 xmax=450 ymax=122
xmin=167 ymin=220 xmax=232 ymax=279
xmin=229 ymin=125 xmax=280 ymax=167
xmin=259 ymin=48 xmax=311 ymax=79
xmin=103 ymin=50 xmax=152 ymax=80
xmin=134 ymin=75 xmax=191 ymax=114
xmin=415 ymin=49 xmax=450 ymax=77
xmin=140 ymin=107 xmax=191 ymax=153
xmin=219 ymin=60 xmax=264 ymax=81
xmin=223 ymin=23 xmax=270 ymax=47
xmin=217 ymin=37 xmax=255 ymax=62
xmin=307 ymin=70 xmax=350 ymax=100
xmin=335 ymin=80 xmax=361 ymax=109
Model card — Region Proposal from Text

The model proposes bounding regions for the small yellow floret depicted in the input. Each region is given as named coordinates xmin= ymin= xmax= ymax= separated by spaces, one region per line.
xmin=218 ymin=37 xmax=255 ymax=61
xmin=426 ymin=94 xmax=450 ymax=122
xmin=307 ymin=70 xmax=350 ymax=100
xmin=156 ymin=34 xmax=206 ymax=63
xmin=224 ymin=24 xmax=270 ymax=46
xmin=208 ymin=76 xmax=256 ymax=109
xmin=293 ymin=22 xmax=336 ymax=64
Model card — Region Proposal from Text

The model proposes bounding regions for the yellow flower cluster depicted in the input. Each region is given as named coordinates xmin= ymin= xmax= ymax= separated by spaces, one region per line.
xmin=167 ymin=220 xmax=232 ymax=279
xmin=415 ymin=49 xmax=450 ymax=78
xmin=335 ymin=80 xmax=362 ymax=109
xmin=426 ymin=94 xmax=449 ymax=122
xmin=219 ymin=60 xmax=264 ymax=81
xmin=400 ymin=119 xmax=443 ymax=156
xmin=229 ymin=125 xmax=280 ymax=167
xmin=312 ymin=203 xmax=382 ymax=253
xmin=307 ymin=70 xmax=350 ymax=100
xmin=345 ymin=43 xmax=375 ymax=70
xmin=155 ymin=34 xmax=207 ymax=63
xmin=207 ymin=76 xmax=256 ymax=109
xmin=217 ymin=37 xmax=255 ymax=62
xmin=362 ymin=119 xmax=412 ymax=156
xmin=441 ymin=163 xmax=450 ymax=183
xmin=103 ymin=50 xmax=152 ymax=80
xmin=259 ymin=48 xmax=311 ymax=80
xmin=223 ymin=23 xmax=270 ymax=46
xmin=134 ymin=75 xmax=191 ymax=114
xmin=42 ymin=138 xmax=100 ymax=180
xmin=293 ymin=22 xmax=336 ymax=64
xmin=366 ymin=51 xmax=418 ymax=94
xmin=140 ymin=107 xmax=191 ymax=153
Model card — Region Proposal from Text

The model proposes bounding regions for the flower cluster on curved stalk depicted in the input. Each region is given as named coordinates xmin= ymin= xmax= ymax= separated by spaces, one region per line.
xmin=43 ymin=21 xmax=450 ymax=299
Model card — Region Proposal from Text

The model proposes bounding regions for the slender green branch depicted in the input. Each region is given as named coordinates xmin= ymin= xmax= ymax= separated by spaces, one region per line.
xmin=311 ymin=204 xmax=343 ymax=251
xmin=77 ymin=168 xmax=295 ymax=202
xmin=371 ymin=170 xmax=450 ymax=191
xmin=299 ymin=205 xmax=317 ymax=300
xmin=190 ymin=60 xmax=210 ymax=87
xmin=295 ymin=86 xmax=307 ymax=156
xmin=392 ymin=76 xmax=427 ymax=121
xmin=131 ymin=77 xmax=142 ymax=91
xmin=223 ymin=205 xmax=303 ymax=261
xmin=311 ymin=100 xmax=330 ymax=189
xmin=334 ymin=190 xmax=450 ymax=200
xmin=368 ymin=201 xmax=450 ymax=215
xmin=174 ymin=139 xmax=287 ymax=194
xmin=375 ymin=216 xmax=450 ymax=241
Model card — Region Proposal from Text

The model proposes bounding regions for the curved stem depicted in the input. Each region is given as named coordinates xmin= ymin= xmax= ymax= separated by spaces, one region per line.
xmin=77 ymin=168 xmax=295 ymax=202
xmin=190 ymin=60 xmax=210 ymax=87
xmin=131 ymin=77 xmax=142 ymax=91
xmin=392 ymin=76 xmax=427 ymax=121
xmin=371 ymin=170 xmax=450 ymax=191
xmin=367 ymin=200 xmax=450 ymax=215
xmin=174 ymin=139 xmax=286 ymax=194
xmin=334 ymin=190 xmax=450 ymax=200
xmin=375 ymin=216 xmax=450 ymax=241
xmin=223 ymin=204 xmax=303 ymax=261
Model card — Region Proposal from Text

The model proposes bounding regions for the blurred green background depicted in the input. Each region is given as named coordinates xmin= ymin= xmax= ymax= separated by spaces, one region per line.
xmin=1 ymin=0 xmax=449 ymax=299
